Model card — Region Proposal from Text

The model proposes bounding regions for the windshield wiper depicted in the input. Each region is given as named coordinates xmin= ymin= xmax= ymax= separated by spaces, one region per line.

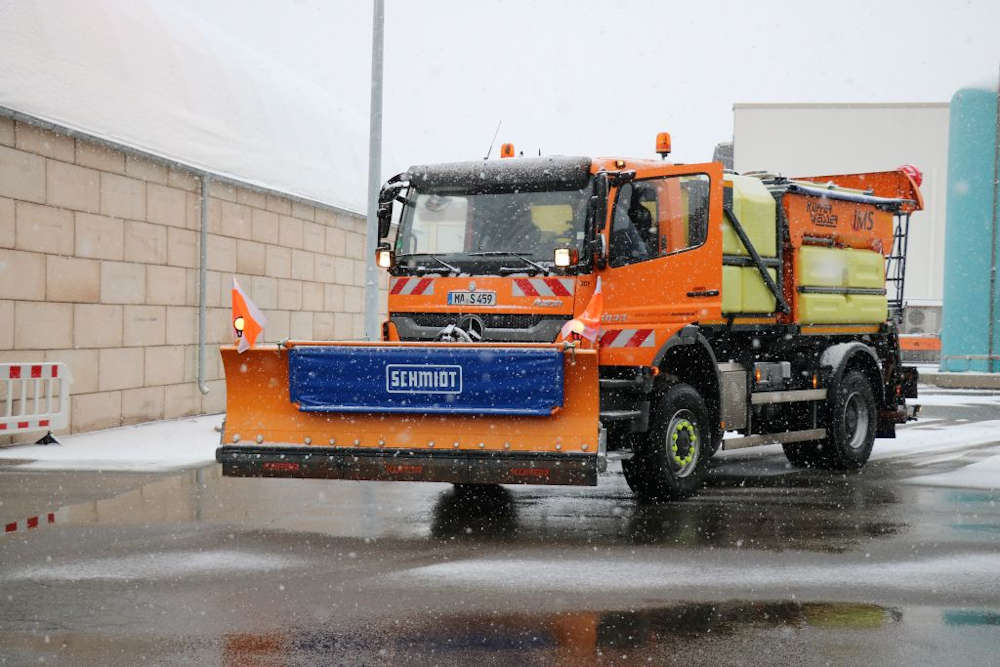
xmin=397 ymin=253 xmax=460 ymax=274
xmin=468 ymin=251 xmax=550 ymax=275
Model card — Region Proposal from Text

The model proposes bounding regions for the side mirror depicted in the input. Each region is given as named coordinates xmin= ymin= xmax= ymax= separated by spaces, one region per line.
xmin=377 ymin=177 xmax=408 ymax=239
xmin=592 ymin=172 xmax=609 ymax=231
xmin=596 ymin=234 xmax=607 ymax=270
xmin=608 ymin=169 xmax=636 ymax=187
xmin=378 ymin=182 xmax=406 ymax=204
xmin=589 ymin=173 xmax=611 ymax=269
xmin=377 ymin=202 xmax=393 ymax=239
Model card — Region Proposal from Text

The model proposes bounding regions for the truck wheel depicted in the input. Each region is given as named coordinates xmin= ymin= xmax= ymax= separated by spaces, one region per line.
xmin=625 ymin=384 xmax=711 ymax=501
xmin=706 ymin=425 xmax=723 ymax=458
xmin=621 ymin=455 xmax=643 ymax=489
xmin=817 ymin=369 xmax=877 ymax=470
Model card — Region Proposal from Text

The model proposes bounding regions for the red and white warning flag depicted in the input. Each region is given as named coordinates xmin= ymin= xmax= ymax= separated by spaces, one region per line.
xmin=231 ymin=278 xmax=267 ymax=353
xmin=560 ymin=277 xmax=604 ymax=342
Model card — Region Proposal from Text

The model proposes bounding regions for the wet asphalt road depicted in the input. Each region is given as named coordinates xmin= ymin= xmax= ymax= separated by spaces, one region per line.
xmin=1 ymin=389 xmax=999 ymax=665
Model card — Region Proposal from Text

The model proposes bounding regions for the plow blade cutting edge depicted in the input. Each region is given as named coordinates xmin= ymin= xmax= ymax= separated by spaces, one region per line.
xmin=216 ymin=341 xmax=601 ymax=486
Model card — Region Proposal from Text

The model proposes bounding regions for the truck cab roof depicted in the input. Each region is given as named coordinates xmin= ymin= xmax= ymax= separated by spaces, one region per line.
xmin=407 ymin=156 xmax=593 ymax=194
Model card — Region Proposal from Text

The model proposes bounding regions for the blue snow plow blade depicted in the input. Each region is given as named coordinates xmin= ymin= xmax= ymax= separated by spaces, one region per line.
xmin=288 ymin=345 xmax=564 ymax=416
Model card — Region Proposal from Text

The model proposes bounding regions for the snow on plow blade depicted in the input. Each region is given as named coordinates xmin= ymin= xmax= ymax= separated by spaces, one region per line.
xmin=216 ymin=341 xmax=600 ymax=486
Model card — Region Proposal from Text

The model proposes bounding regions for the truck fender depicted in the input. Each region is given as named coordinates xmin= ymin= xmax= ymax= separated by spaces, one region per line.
xmin=652 ymin=325 xmax=721 ymax=414
xmin=819 ymin=342 xmax=884 ymax=405
xmin=651 ymin=325 xmax=717 ymax=369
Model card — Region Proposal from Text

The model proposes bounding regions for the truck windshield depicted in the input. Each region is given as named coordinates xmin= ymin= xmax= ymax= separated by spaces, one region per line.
xmin=394 ymin=184 xmax=591 ymax=272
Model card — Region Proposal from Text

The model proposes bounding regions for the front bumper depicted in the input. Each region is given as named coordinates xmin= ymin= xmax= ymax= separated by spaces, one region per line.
xmin=216 ymin=446 xmax=599 ymax=486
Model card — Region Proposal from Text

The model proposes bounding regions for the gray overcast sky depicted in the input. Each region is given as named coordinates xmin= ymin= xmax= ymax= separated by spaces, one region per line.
xmin=5 ymin=0 xmax=998 ymax=210
xmin=374 ymin=0 xmax=1000 ymax=169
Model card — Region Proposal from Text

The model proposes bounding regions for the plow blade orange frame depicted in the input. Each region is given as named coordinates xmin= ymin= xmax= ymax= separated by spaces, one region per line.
xmin=216 ymin=341 xmax=601 ymax=486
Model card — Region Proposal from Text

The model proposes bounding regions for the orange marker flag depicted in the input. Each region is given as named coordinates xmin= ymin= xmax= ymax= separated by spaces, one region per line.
xmin=560 ymin=276 xmax=604 ymax=342
xmin=231 ymin=278 xmax=267 ymax=353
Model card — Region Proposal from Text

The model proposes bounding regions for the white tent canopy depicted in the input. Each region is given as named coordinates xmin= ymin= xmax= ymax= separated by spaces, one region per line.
xmin=0 ymin=0 xmax=374 ymax=213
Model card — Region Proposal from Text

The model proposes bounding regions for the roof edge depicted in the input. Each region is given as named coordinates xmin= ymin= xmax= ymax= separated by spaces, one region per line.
xmin=0 ymin=105 xmax=363 ymax=218
xmin=733 ymin=101 xmax=948 ymax=110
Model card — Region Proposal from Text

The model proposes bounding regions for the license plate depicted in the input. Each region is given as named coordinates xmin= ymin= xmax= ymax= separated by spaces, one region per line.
xmin=447 ymin=291 xmax=496 ymax=306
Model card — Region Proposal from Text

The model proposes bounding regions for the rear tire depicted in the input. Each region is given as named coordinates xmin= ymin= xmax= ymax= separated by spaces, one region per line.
xmin=624 ymin=384 xmax=711 ymax=501
xmin=817 ymin=369 xmax=877 ymax=470
xmin=782 ymin=370 xmax=877 ymax=470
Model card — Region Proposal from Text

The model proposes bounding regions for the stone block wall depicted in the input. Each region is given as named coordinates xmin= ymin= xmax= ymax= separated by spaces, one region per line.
xmin=0 ymin=115 xmax=384 ymax=439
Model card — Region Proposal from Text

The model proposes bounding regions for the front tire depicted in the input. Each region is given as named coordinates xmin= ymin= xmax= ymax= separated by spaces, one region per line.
xmin=624 ymin=384 xmax=711 ymax=501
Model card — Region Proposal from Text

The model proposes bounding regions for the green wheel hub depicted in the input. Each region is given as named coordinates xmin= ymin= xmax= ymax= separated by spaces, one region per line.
xmin=666 ymin=410 xmax=700 ymax=478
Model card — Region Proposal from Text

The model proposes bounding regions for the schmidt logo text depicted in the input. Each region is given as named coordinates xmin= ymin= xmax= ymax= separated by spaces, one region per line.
xmin=386 ymin=364 xmax=463 ymax=394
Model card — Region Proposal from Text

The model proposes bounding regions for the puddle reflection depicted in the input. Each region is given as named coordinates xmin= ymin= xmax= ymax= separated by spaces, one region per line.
xmin=8 ymin=461 xmax=971 ymax=554
xmin=430 ymin=483 xmax=518 ymax=539
xmin=942 ymin=609 xmax=1000 ymax=626
xmin=622 ymin=484 xmax=905 ymax=552
xmin=221 ymin=601 xmax=903 ymax=665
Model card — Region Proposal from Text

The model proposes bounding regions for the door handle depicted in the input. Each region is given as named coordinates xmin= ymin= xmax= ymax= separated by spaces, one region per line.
xmin=686 ymin=290 xmax=719 ymax=298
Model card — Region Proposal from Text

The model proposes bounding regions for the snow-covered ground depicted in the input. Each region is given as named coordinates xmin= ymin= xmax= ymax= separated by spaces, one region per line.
xmin=879 ymin=419 xmax=1000 ymax=490
xmin=873 ymin=420 xmax=1000 ymax=462
xmin=714 ymin=384 xmax=1000 ymax=491
xmin=905 ymin=454 xmax=1000 ymax=490
xmin=6 ymin=549 xmax=303 ymax=582
xmin=714 ymin=421 xmax=1000 ymax=492
xmin=881 ymin=386 xmax=1000 ymax=489
xmin=0 ymin=385 xmax=997 ymax=489
xmin=389 ymin=553 xmax=1000 ymax=595
xmin=904 ymin=390 xmax=1000 ymax=406
xmin=0 ymin=414 xmax=222 ymax=472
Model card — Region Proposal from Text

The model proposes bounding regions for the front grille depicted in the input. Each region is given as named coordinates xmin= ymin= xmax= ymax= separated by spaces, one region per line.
xmin=392 ymin=313 xmax=570 ymax=330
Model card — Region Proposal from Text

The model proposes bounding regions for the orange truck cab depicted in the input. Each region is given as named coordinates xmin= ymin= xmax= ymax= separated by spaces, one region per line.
xmin=217 ymin=137 xmax=922 ymax=501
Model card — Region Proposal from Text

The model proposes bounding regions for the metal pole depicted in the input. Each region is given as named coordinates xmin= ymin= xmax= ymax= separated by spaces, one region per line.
xmin=363 ymin=0 xmax=385 ymax=341
xmin=197 ymin=175 xmax=210 ymax=395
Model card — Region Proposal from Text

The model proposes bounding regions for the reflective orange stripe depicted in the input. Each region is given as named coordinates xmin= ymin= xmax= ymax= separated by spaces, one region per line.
xmin=899 ymin=336 xmax=941 ymax=351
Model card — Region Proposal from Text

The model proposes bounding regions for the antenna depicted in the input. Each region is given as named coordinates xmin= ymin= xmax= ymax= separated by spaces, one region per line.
xmin=483 ymin=120 xmax=502 ymax=160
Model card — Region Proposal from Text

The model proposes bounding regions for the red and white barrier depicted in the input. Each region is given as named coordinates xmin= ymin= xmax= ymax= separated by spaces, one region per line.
xmin=1 ymin=363 xmax=72 ymax=437
xmin=4 ymin=512 xmax=56 ymax=535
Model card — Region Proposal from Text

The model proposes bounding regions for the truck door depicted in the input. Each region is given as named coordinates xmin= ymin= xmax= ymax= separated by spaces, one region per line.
xmin=600 ymin=163 xmax=723 ymax=354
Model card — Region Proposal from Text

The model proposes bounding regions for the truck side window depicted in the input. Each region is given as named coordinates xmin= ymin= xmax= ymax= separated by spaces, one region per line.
xmin=609 ymin=173 xmax=710 ymax=267
xmin=679 ymin=175 xmax=710 ymax=251
xmin=610 ymin=183 xmax=651 ymax=267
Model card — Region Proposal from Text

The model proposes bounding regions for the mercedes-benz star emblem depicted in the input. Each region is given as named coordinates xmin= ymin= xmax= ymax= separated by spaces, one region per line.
xmin=455 ymin=314 xmax=485 ymax=341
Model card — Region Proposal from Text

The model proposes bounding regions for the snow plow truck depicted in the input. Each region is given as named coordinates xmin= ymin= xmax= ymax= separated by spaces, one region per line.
xmin=216 ymin=134 xmax=922 ymax=500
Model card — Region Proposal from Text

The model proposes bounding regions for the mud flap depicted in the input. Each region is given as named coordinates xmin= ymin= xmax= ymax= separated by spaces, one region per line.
xmin=875 ymin=416 xmax=896 ymax=438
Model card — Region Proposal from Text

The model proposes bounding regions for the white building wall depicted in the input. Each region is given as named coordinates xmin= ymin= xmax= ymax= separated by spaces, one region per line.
xmin=733 ymin=103 xmax=949 ymax=306
xmin=0 ymin=0 xmax=375 ymax=213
